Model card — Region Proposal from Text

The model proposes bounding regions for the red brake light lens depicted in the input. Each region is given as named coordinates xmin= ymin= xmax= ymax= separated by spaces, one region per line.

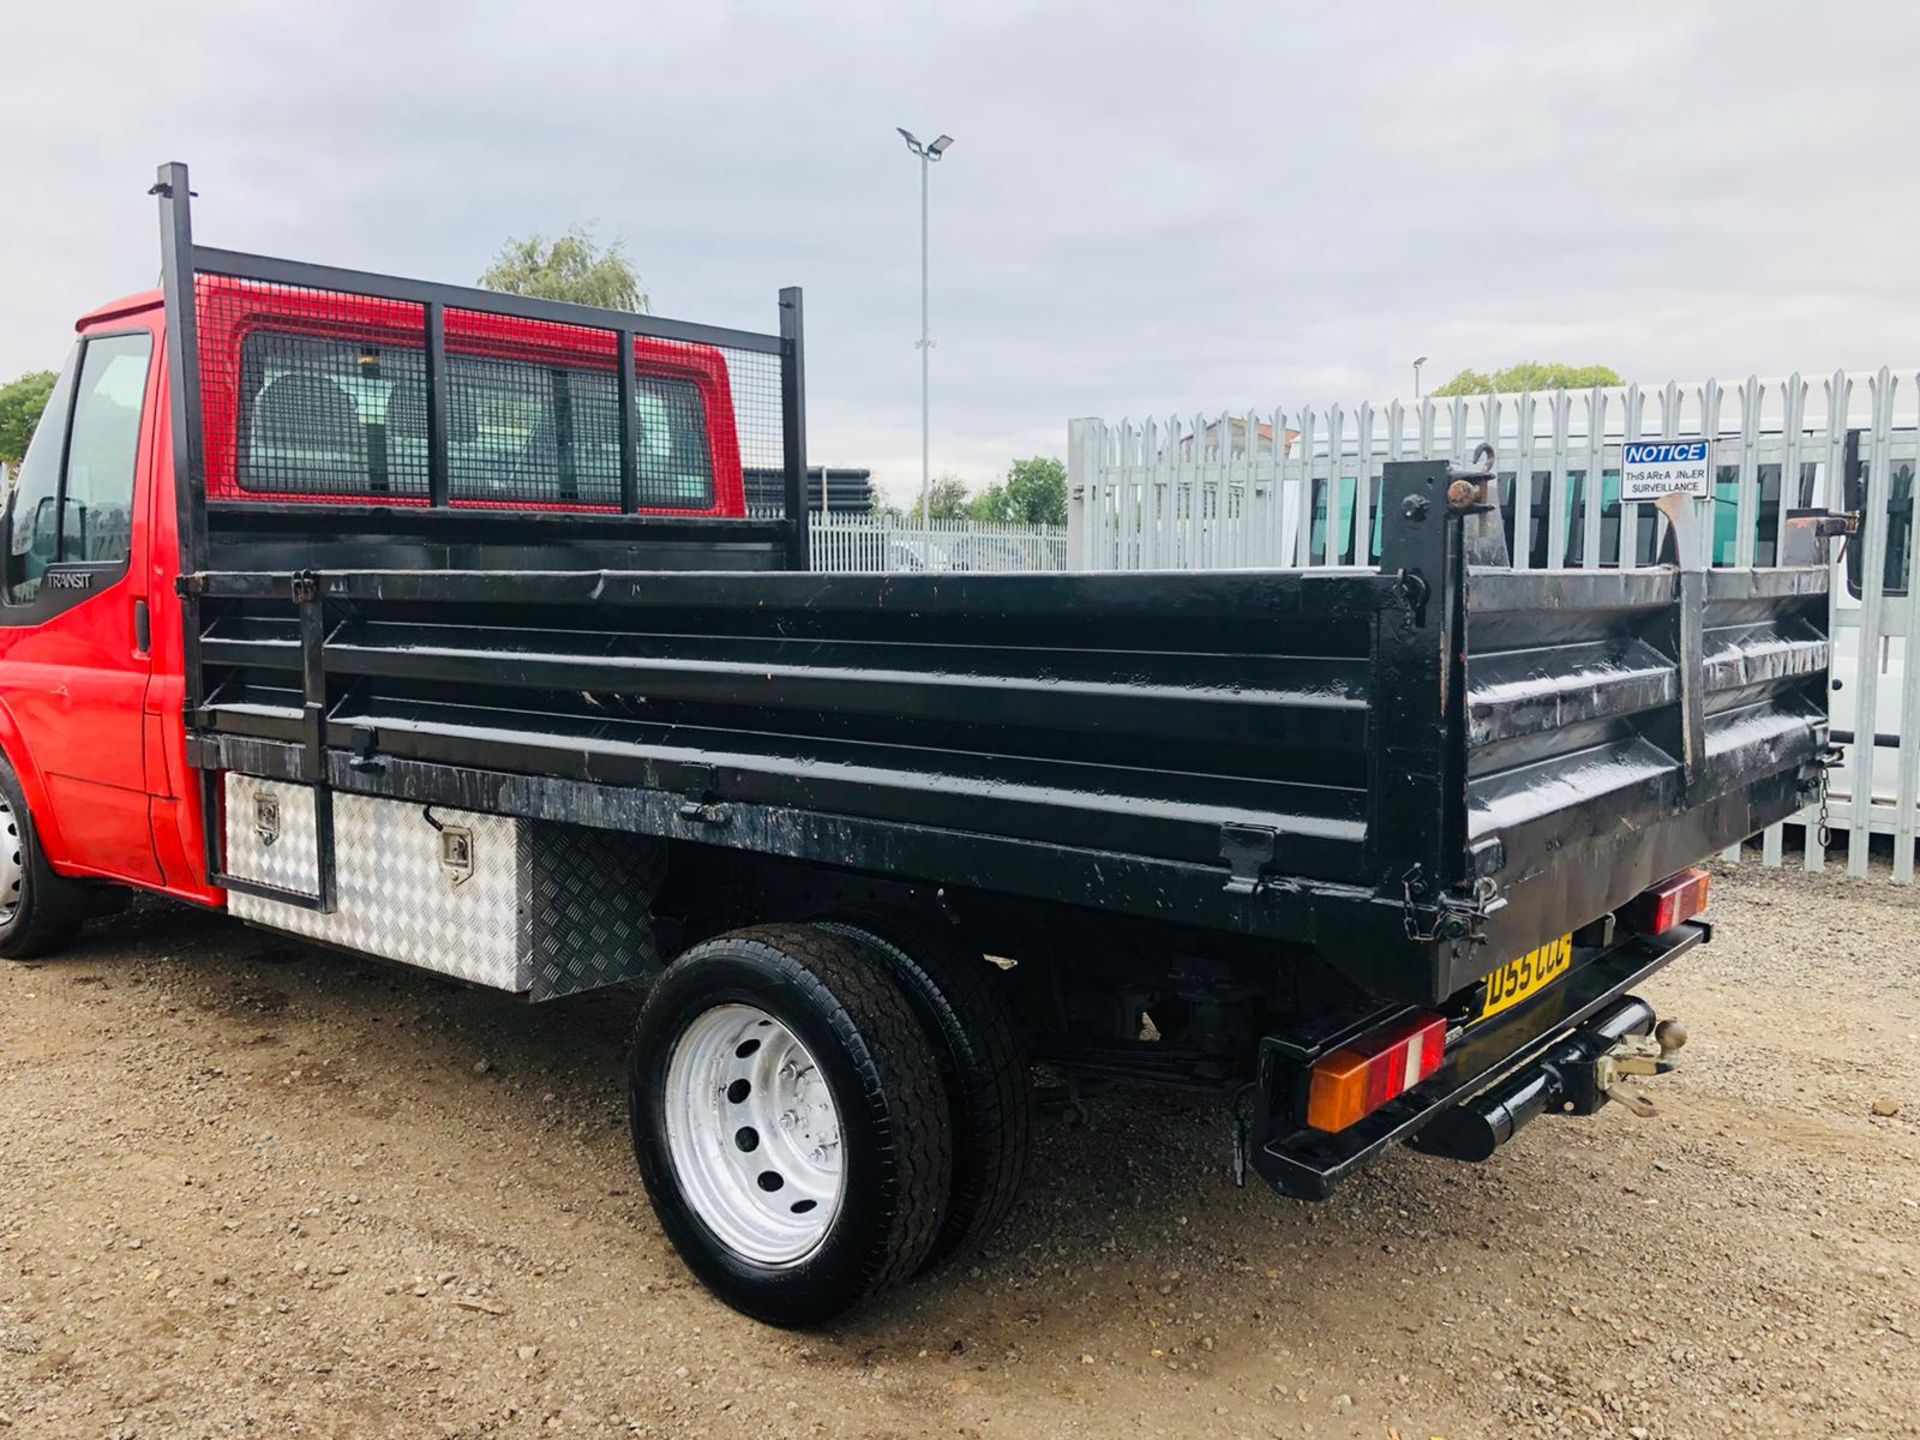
xmin=1306 ymin=1011 xmax=1447 ymax=1133
xmin=1623 ymin=867 xmax=1711 ymax=937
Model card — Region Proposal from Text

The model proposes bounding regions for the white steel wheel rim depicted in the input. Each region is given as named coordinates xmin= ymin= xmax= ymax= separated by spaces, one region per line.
xmin=663 ymin=1003 xmax=846 ymax=1266
xmin=0 ymin=794 xmax=23 ymax=924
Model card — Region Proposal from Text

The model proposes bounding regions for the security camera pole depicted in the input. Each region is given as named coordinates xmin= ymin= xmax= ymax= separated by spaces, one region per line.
xmin=897 ymin=128 xmax=953 ymax=522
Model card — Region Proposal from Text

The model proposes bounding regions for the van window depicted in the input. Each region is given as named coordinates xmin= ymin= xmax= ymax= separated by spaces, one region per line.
xmin=236 ymin=330 xmax=714 ymax=509
xmin=60 ymin=333 xmax=152 ymax=564
xmin=5 ymin=332 xmax=150 ymax=603
xmin=240 ymin=332 xmax=422 ymax=496
xmin=1309 ymin=475 xmax=1362 ymax=563
xmin=1849 ymin=458 xmax=1914 ymax=598
xmin=1560 ymin=471 xmax=1659 ymax=568
xmin=1843 ymin=433 xmax=1912 ymax=598
xmin=6 ymin=346 xmax=79 ymax=601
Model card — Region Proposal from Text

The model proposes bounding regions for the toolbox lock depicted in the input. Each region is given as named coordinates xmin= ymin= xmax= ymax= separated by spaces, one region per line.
xmin=421 ymin=805 xmax=476 ymax=886
xmin=437 ymin=825 xmax=476 ymax=886
xmin=253 ymin=792 xmax=281 ymax=848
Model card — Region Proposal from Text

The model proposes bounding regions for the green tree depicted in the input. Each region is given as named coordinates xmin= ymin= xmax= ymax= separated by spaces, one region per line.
xmin=0 ymin=370 xmax=58 ymax=465
xmin=478 ymin=226 xmax=649 ymax=312
xmin=911 ymin=473 xmax=971 ymax=522
xmin=1431 ymin=367 xmax=1493 ymax=397
xmin=962 ymin=458 xmax=1068 ymax=524
xmin=1431 ymin=362 xmax=1623 ymax=397
xmin=966 ymin=483 xmax=1009 ymax=522
xmin=1000 ymin=455 xmax=1067 ymax=526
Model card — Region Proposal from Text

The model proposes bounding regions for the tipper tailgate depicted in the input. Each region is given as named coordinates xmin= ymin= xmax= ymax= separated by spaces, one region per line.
xmin=1453 ymin=563 xmax=1828 ymax=998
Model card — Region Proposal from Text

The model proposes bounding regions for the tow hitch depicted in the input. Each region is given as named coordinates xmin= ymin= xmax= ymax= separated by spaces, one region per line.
xmin=1587 ymin=1021 xmax=1689 ymax=1117
xmin=1409 ymin=998 xmax=1688 ymax=1163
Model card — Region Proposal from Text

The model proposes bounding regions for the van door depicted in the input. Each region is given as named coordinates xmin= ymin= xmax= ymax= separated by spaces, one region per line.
xmin=1834 ymin=429 xmax=1913 ymax=827
xmin=0 ymin=323 xmax=161 ymax=883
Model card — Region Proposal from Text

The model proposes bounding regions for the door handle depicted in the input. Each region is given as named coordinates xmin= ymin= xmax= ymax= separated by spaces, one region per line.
xmin=134 ymin=598 xmax=151 ymax=655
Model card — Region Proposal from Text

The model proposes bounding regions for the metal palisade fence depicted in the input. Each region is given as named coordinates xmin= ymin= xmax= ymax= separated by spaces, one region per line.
xmin=804 ymin=512 xmax=1067 ymax=574
xmin=1067 ymin=371 xmax=1920 ymax=880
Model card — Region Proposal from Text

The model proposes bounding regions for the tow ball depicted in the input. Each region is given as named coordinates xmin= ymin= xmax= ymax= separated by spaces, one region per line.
xmin=1590 ymin=1019 xmax=1688 ymax=1117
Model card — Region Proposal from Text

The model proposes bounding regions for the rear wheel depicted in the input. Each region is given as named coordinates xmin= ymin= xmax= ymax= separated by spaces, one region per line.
xmin=628 ymin=924 xmax=952 ymax=1326
xmin=0 ymin=759 xmax=87 ymax=961
xmin=818 ymin=915 xmax=1031 ymax=1268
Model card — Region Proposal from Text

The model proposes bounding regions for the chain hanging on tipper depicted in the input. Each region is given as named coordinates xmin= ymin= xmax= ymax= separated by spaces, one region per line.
xmin=1816 ymin=761 xmax=1834 ymax=851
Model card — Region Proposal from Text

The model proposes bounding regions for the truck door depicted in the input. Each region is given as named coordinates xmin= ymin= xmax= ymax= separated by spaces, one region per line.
xmin=0 ymin=322 xmax=161 ymax=884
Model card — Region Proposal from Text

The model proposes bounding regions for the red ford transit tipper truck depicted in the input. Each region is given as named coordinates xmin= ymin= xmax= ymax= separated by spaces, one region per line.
xmin=0 ymin=164 xmax=1838 ymax=1325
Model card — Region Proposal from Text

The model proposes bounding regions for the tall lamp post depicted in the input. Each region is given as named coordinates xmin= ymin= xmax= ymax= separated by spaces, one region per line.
xmin=897 ymin=127 xmax=953 ymax=522
xmin=1413 ymin=355 xmax=1428 ymax=401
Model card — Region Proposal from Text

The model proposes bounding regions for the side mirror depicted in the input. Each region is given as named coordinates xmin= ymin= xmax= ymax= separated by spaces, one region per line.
xmin=1841 ymin=428 xmax=1865 ymax=594
xmin=0 ymin=488 xmax=16 ymax=604
xmin=28 ymin=495 xmax=57 ymax=565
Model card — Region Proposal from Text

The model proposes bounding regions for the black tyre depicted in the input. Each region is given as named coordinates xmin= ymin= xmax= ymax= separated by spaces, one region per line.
xmin=818 ymin=915 xmax=1031 ymax=1268
xmin=0 ymin=756 xmax=87 ymax=961
xmin=628 ymin=923 xmax=953 ymax=1327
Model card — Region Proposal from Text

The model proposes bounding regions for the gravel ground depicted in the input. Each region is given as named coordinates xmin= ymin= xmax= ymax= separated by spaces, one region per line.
xmin=0 ymin=858 xmax=1915 ymax=1439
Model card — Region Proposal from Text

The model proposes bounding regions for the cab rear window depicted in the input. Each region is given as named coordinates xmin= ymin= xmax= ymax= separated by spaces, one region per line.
xmin=235 ymin=330 xmax=714 ymax=509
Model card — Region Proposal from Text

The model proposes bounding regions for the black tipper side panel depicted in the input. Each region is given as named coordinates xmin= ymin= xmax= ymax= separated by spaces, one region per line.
xmin=195 ymin=568 xmax=1387 ymax=888
xmin=1453 ymin=564 xmax=1828 ymax=996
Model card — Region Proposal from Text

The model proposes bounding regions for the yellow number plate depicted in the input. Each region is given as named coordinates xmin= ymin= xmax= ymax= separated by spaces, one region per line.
xmin=1478 ymin=934 xmax=1573 ymax=1021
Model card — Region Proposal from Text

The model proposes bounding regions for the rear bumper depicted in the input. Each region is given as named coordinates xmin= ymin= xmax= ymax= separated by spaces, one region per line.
xmin=1249 ymin=920 xmax=1708 ymax=1199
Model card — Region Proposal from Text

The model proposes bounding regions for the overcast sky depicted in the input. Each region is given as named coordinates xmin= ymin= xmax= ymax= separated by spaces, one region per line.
xmin=5 ymin=1 xmax=1918 ymax=502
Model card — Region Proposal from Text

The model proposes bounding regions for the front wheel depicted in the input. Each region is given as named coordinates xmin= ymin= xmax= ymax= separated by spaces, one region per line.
xmin=628 ymin=924 xmax=953 ymax=1326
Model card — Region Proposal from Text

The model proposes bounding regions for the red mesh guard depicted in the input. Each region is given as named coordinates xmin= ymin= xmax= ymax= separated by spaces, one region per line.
xmin=193 ymin=275 xmax=747 ymax=516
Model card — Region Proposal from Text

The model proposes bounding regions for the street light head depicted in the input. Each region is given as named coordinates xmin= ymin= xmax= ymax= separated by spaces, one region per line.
xmin=896 ymin=127 xmax=924 ymax=155
xmin=1413 ymin=355 xmax=1428 ymax=367
xmin=927 ymin=134 xmax=955 ymax=157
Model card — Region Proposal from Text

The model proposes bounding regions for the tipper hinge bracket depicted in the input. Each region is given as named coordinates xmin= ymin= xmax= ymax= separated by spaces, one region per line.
xmin=676 ymin=763 xmax=730 ymax=826
xmin=1392 ymin=568 xmax=1430 ymax=626
xmin=1402 ymin=866 xmax=1503 ymax=943
xmin=1219 ymin=824 xmax=1278 ymax=897
xmin=348 ymin=724 xmax=384 ymax=773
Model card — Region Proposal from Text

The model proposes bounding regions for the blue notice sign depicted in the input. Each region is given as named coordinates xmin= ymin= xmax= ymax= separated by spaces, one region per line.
xmin=1621 ymin=439 xmax=1712 ymax=500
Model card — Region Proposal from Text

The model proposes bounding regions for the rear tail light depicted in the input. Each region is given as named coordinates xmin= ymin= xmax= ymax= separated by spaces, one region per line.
xmin=1306 ymin=1011 xmax=1446 ymax=1133
xmin=1622 ymin=867 xmax=1711 ymax=937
